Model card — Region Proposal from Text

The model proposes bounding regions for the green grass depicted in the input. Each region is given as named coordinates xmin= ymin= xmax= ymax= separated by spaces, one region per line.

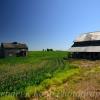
xmin=0 ymin=96 xmax=17 ymax=100
xmin=0 ymin=51 xmax=73 ymax=98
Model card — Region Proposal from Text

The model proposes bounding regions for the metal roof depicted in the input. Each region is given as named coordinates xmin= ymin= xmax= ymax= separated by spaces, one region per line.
xmin=74 ymin=31 xmax=100 ymax=42
xmin=68 ymin=46 xmax=100 ymax=52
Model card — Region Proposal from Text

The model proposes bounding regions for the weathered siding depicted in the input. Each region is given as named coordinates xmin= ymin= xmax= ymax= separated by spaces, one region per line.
xmin=4 ymin=49 xmax=17 ymax=57
xmin=4 ymin=49 xmax=28 ymax=57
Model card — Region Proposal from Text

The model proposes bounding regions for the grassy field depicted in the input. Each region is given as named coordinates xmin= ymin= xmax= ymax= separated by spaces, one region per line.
xmin=0 ymin=51 xmax=77 ymax=99
xmin=0 ymin=51 xmax=100 ymax=100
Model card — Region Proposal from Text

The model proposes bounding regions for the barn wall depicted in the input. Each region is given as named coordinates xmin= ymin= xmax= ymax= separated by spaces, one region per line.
xmin=4 ymin=49 xmax=28 ymax=57
xmin=4 ymin=49 xmax=17 ymax=57
xmin=0 ymin=47 xmax=5 ymax=58
xmin=72 ymin=52 xmax=100 ymax=60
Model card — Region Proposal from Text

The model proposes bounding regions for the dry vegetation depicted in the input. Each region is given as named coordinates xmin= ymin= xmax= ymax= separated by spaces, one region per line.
xmin=37 ymin=59 xmax=100 ymax=100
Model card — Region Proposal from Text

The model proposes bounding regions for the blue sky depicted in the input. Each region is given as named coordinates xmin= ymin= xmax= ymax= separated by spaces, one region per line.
xmin=0 ymin=0 xmax=100 ymax=50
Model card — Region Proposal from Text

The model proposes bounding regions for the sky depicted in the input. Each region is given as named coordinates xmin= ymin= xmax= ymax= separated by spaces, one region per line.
xmin=0 ymin=0 xmax=100 ymax=50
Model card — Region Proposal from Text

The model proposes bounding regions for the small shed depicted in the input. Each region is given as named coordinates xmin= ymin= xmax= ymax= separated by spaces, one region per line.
xmin=68 ymin=31 xmax=100 ymax=59
xmin=0 ymin=42 xmax=28 ymax=57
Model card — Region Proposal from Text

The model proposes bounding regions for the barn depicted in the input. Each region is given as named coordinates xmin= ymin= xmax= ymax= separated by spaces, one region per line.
xmin=0 ymin=42 xmax=28 ymax=58
xmin=68 ymin=31 xmax=100 ymax=60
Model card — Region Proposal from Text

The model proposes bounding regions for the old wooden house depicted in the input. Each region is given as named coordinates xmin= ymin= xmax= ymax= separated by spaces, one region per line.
xmin=0 ymin=42 xmax=28 ymax=58
xmin=68 ymin=31 xmax=100 ymax=60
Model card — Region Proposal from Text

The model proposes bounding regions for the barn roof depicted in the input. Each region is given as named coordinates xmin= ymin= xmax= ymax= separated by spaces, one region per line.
xmin=69 ymin=31 xmax=100 ymax=52
xmin=68 ymin=46 xmax=100 ymax=52
xmin=2 ymin=42 xmax=28 ymax=49
xmin=74 ymin=31 xmax=100 ymax=42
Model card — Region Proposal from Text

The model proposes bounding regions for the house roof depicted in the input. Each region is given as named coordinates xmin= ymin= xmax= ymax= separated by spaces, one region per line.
xmin=74 ymin=31 xmax=100 ymax=42
xmin=68 ymin=46 xmax=100 ymax=52
xmin=2 ymin=42 xmax=28 ymax=49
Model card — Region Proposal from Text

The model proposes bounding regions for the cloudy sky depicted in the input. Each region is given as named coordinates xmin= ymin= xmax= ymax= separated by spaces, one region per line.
xmin=0 ymin=0 xmax=100 ymax=50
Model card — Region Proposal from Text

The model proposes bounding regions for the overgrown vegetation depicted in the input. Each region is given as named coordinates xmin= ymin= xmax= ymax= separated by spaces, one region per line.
xmin=0 ymin=51 xmax=75 ymax=99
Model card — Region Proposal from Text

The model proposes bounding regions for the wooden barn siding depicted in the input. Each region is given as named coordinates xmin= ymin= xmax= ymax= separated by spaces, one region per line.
xmin=4 ymin=49 xmax=17 ymax=57
xmin=72 ymin=52 xmax=100 ymax=59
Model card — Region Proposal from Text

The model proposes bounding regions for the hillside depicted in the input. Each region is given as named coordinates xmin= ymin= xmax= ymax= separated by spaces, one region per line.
xmin=0 ymin=51 xmax=100 ymax=100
